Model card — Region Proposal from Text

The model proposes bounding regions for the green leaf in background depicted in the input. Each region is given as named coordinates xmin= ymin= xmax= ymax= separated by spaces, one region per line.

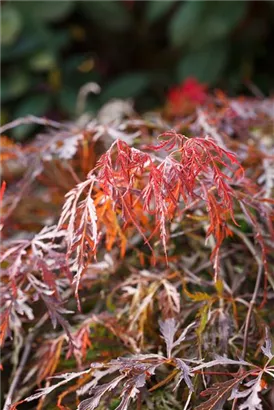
xmin=1 ymin=5 xmax=22 ymax=46
xmin=62 ymin=55 xmax=102 ymax=95
xmin=190 ymin=1 xmax=247 ymax=49
xmin=12 ymin=94 xmax=51 ymax=140
xmin=29 ymin=50 xmax=57 ymax=72
xmin=146 ymin=1 xmax=176 ymax=24
xmin=101 ymin=73 xmax=151 ymax=102
xmin=80 ymin=1 xmax=131 ymax=31
xmin=1 ymin=24 xmax=70 ymax=63
xmin=13 ymin=1 xmax=74 ymax=22
xmin=1 ymin=35 xmax=42 ymax=63
xmin=59 ymin=87 xmax=78 ymax=116
xmin=177 ymin=43 xmax=228 ymax=85
xmin=1 ymin=70 xmax=31 ymax=103
xmin=168 ymin=1 xmax=206 ymax=47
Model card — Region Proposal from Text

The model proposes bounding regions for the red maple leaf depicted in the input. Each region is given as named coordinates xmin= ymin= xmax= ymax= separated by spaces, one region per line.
xmin=167 ymin=77 xmax=208 ymax=115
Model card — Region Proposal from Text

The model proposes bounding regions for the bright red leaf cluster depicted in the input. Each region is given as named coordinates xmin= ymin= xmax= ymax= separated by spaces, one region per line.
xmin=167 ymin=77 xmax=208 ymax=115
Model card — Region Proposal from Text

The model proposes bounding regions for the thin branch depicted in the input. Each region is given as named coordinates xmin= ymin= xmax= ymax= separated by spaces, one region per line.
xmin=76 ymin=82 xmax=101 ymax=115
xmin=0 ymin=115 xmax=69 ymax=134
xmin=63 ymin=160 xmax=82 ymax=184
xmin=3 ymin=314 xmax=48 ymax=410
xmin=183 ymin=391 xmax=192 ymax=410
xmin=244 ymin=80 xmax=265 ymax=99
xmin=3 ymin=332 xmax=34 ymax=410
xmin=197 ymin=110 xmax=227 ymax=150
xmin=228 ymin=225 xmax=262 ymax=271
xmin=228 ymin=225 xmax=264 ymax=358
xmin=242 ymin=264 xmax=263 ymax=359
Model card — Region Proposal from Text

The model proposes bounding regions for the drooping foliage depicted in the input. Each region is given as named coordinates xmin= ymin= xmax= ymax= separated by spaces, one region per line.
xmin=1 ymin=89 xmax=274 ymax=409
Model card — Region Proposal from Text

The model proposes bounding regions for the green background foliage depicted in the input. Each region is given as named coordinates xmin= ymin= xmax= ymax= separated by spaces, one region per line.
xmin=1 ymin=0 xmax=274 ymax=139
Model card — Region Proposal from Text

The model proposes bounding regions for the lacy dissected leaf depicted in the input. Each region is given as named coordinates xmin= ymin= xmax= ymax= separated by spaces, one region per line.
xmin=128 ymin=281 xmax=161 ymax=338
xmin=78 ymin=374 xmax=127 ymax=410
xmin=0 ymin=226 xmax=69 ymax=345
xmin=33 ymin=338 xmax=64 ymax=385
xmin=196 ymin=372 xmax=253 ymax=410
xmin=230 ymin=376 xmax=264 ymax=410
xmin=77 ymin=354 xmax=165 ymax=410
xmin=174 ymin=358 xmax=194 ymax=391
xmin=94 ymin=140 xmax=152 ymax=250
xmin=159 ymin=318 xmax=195 ymax=358
xmin=159 ymin=318 xmax=179 ymax=358
xmin=21 ymin=367 xmax=96 ymax=404
xmin=183 ymin=282 xmax=212 ymax=302
xmin=117 ymin=270 xmax=179 ymax=331
xmin=28 ymin=274 xmax=75 ymax=349
xmin=158 ymin=279 xmax=181 ymax=319
xmin=114 ymin=372 xmax=146 ymax=410
xmin=261 ymin=329 xmax=274 ymax=360
xmin=93 ymin=191 xmax=127 ymax=257
xmin=57 ymin=176 xmax=98 ymax=304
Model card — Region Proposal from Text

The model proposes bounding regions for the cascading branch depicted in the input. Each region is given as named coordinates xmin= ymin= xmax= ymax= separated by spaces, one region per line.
xmin=58 ymin=131 xmax=245 ymax=299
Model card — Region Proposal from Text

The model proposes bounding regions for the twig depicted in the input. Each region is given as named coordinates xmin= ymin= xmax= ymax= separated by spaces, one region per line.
xmin=244 ymin=80 xmax=265 ymax=99
xmin=76 ymin=82 xmax=101 ymax=115
xmin=3 ymin=314 xmax=48 ymax=410
xmin=197 ymin=110 xmax=227 ymax=150
xmin=64 ymin=160 xmax=82 ymax=184
xmin=228 ymin=225 xmax=264 ymax=359
xmin=242 ymin=264 xmax=263 ymax=359
xmin=228 ymin=225 xmax=262 ymax=270
xmin=231 ymin=396 xmax=238 ymax=410
xmin=3 ymin=332 xmax=34 ymax=410
xmin=0 ymin=115 xmax=68 ymax=134
xmin=183 ymin=390 xmax=192 ymax=410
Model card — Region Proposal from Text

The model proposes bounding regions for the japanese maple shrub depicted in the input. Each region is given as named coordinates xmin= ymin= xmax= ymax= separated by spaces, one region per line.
xmin=0 ymin=88 xmax=274 ymax=409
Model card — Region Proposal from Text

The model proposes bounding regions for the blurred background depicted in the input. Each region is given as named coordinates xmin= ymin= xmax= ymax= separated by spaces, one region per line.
xmin=1 ymin=0 xmax=274 ymax=140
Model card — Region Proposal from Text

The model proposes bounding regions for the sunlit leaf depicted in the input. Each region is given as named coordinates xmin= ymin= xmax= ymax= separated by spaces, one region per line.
xmin=1 ymin=5 xmax=22 ymax=46
xmin=101 ymin=73 xmax=151 ymax=102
